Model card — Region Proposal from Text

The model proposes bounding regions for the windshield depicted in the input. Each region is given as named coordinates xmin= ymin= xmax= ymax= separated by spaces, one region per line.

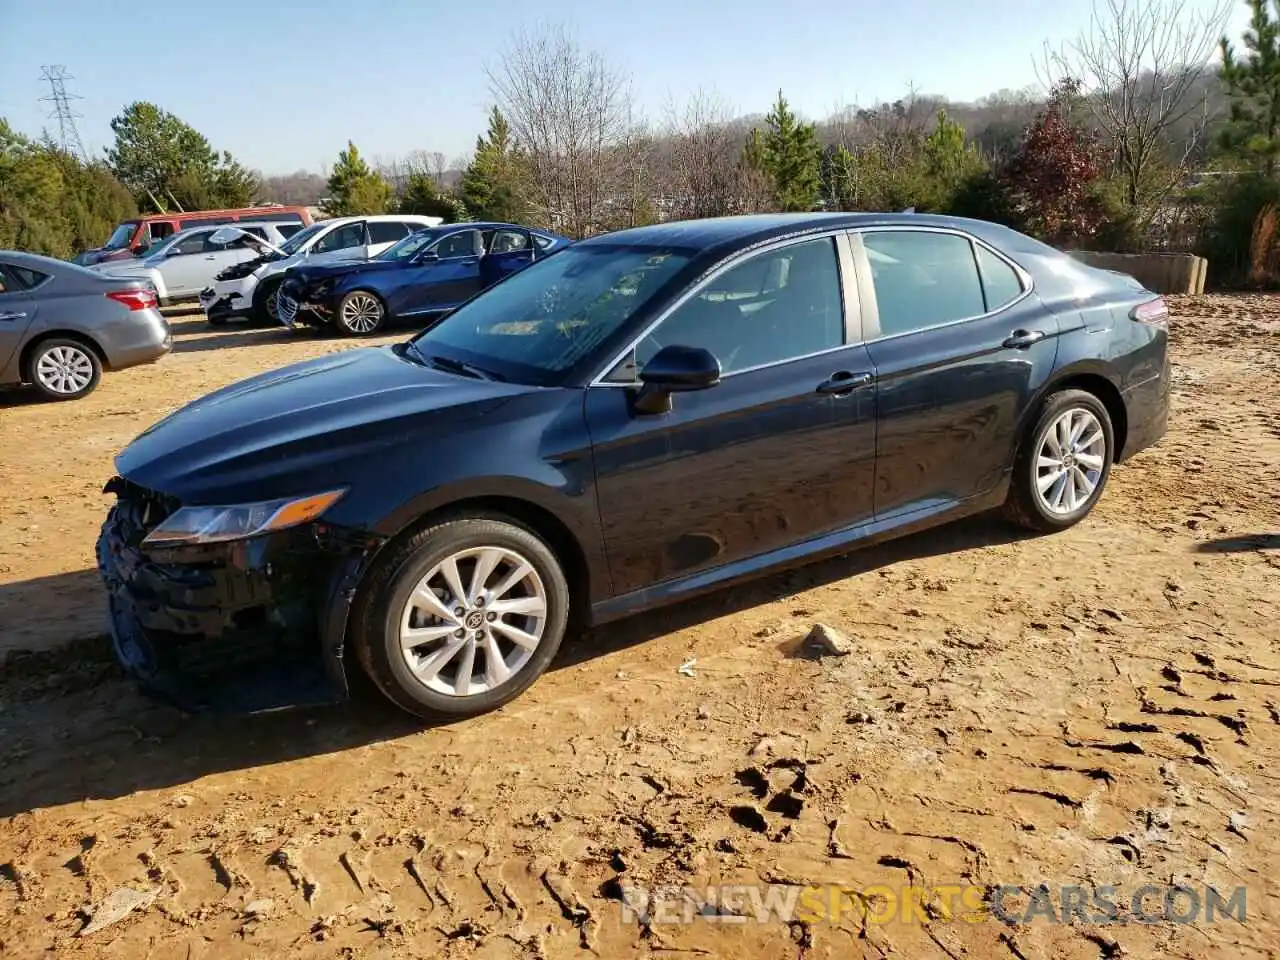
xmin=103 ymin=221 xmax=138 ymax=250
xmin=379 ymin=228 xmax=444 ymax=262
xmin=410 ymin=242 xmax=695 ymax=385
xmin=278 ymin=221 xmax=325 ymax=255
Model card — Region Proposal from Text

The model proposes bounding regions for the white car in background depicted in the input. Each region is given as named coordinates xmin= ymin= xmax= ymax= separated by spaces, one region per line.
xmin=199 ymin=214 xmax=442 ymax=326
xmin=91 ymin=222 xmax=299 ymax=305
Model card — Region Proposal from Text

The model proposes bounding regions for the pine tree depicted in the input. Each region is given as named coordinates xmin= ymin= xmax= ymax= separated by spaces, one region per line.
xmin=756 ymin=91 xmax=822 ymax=212
xmin=398 ymin=171 xmax=470 ymax=222
xmin=460 ymin=107 xmax=531 ymax=223
xmin=1220 ymin=0 xmax=1280 ymax=174
xmin=106 ymin=102 xmax=256 ymax=211
xmin=322 ymin=141 xmax=391 ymax=216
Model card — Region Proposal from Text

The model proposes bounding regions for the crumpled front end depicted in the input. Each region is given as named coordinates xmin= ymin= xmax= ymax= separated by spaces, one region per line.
xmin=96 ymin=477 xmax=382 ymax=714
xmin=277 ymin=276 xmax=335 ymax=330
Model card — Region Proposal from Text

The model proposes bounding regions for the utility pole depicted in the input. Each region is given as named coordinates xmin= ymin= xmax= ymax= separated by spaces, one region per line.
xmin=39 ymin=65 xmax=88 ymax=161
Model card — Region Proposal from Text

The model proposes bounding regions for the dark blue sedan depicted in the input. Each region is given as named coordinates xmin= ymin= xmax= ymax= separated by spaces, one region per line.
xmin=277 ymin=222 xmax=571 ymax=336
xmin=98 ymin=212 xmax=1170 ymax=720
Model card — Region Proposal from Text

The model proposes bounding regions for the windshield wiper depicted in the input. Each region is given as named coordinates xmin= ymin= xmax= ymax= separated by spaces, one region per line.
xmin=425 ymin=353 xmax=505 ymax=381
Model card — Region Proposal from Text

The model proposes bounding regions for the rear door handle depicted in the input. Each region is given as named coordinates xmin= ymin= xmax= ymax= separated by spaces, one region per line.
xmin=0 ymin=311 xmax=28 ymax=322
xmin=817 ymin=370 xmax=874 ymax=395
xmin=1003 ymin=329 xmax=1047 ymax=349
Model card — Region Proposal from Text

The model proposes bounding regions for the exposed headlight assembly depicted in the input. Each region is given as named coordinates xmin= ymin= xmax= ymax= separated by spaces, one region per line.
xmin=142 ymin=489 xmax=347 ymax=547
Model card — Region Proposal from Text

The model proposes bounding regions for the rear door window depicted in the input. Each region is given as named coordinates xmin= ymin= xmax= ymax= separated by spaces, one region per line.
xmin=975 ymin=245 xmax=1024 ymax=311
xmin=489 ymin=229 xmax=531 ymax=253
xmin=368 ymin=221 xmax=410 ymax=245
xmin=861 ymin=230 xmax=986 ymax=337
xmin=1 ymin=265 xmax=49 ymax=290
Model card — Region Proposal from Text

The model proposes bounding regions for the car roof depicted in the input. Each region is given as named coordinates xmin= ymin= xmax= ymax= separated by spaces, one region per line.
xmin=412 ymin=222 xmax=564 ymax=237
xmin=168 ymin=221 xmax=296 ymax=236
xmin=1 ymin=250 xmax=83 ymax=271
xmin=582 ymin=212 xmax=1050 ymax=259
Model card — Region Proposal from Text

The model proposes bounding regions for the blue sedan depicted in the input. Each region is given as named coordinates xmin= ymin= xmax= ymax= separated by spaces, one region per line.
xmin=277 ymin=222 xmax=572 ymax=336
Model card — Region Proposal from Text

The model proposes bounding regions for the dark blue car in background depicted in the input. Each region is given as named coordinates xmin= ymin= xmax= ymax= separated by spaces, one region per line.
xmin=277 ymin=222 xmax=572 ymax=336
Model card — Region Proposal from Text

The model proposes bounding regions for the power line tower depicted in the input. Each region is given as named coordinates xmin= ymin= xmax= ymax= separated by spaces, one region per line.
xmin=39 ymin=65 xmax=88 ymax=161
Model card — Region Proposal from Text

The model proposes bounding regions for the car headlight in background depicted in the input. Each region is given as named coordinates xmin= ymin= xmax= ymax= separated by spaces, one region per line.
xmin=141 ymin=489 xmax=347 ymax=547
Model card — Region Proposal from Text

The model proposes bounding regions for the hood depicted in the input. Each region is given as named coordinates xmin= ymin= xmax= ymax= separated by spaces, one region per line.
xmin=216 ymin=251 xmax=278 ymax=281
xmin=116 ymin=345 xmax=534 ymax=504
xmin=78 ymin=247 xmax=131 ymax=266
xmin=291 ymin=259 xmax=398 ymax=285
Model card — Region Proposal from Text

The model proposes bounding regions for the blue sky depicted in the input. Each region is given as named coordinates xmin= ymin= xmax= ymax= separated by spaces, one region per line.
xmin=0 ymin=0 xmax=1248 ymax=174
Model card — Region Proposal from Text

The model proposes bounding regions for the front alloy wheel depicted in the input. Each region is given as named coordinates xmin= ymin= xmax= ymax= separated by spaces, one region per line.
xmin=338 ymin=291 xmax=385 ymax=336
xmin=399 ymin=546 xmax=549 ymax=697
xmin=353 ymin=517 xmax=570 ymax=719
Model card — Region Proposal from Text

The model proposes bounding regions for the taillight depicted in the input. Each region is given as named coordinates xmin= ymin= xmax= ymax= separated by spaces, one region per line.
xmin=1130 ymin=297 xmax=1169 ymax=328
xmin=106 ymin=288 xmax=158 ymax=312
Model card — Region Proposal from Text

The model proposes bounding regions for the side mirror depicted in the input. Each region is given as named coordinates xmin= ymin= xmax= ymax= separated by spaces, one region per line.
xmin=633 ymin=344 xmax=720 ymax=415
xmin=131 ymin=244 xmax=148 ymax=256
xmin=414 ymin=250 xmax=440 ymax=264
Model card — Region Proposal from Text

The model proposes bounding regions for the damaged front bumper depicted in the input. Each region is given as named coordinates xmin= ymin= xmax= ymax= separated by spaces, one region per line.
xmin=200 ymin=289 xmax=254 ymax=324
xmin=95 ymin=479 xmax=384 ymax=714
xmin=277 ymin=280 xmax=333 ymax=330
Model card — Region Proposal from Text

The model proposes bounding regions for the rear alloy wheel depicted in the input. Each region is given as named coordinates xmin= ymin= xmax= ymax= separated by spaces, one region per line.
xmin=337 ymin=290 xmax=386 ymax=336
xmin=353 ymin=517 xmax=570 ymax=719
xmin=1002 ymin=388 xmax=1114 ymax=532
xmin=28 ymin=339 xmax=102 ymax=401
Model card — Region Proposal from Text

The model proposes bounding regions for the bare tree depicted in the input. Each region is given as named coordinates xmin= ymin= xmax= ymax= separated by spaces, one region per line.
xmin=486 ymin=23 xmax=639 ymax=237
xmin=661 ymin=88 xmax=760 ymax=219
xmin=1042 ymin=0 xmax=1231 ymax=212
xmin=428 ymin=151 xmax=447 ymax=187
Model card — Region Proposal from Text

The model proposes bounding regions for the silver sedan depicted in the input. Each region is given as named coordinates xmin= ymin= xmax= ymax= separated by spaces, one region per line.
xmin=0 ymin=251 xmax=172 ymax=402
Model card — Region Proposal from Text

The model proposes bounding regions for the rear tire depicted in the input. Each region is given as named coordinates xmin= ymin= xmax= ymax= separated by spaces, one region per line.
xmin=27 ymin=339 xmax=102 ymax=401
xmin=352 ymin=516 xmax=570 ymax=720
xmin=1001 ymin=388 xmax=1114 ymax=532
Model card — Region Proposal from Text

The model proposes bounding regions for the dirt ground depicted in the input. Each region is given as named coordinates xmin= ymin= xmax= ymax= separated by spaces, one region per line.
xmin=0 ymin=300 xmax=1278 ymax=959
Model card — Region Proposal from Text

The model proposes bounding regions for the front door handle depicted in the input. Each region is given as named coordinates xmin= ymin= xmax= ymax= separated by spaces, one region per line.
xmin=817 ymin=370 xmax=874 ymax=396
xmin=1003 ymin=329 xmax=1047 ymax=349
xmin=0 ymin=311 xmax=28 ymax=322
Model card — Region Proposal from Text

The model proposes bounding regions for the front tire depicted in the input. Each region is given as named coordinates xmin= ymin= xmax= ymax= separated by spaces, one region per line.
xmin=1002 ymin=388 xmax=1114 ymax=532
xmin=336 ymin=290 xmax=387 ymax=336
xmin=352 ymin=517 xmax=570 ymax=720
xmin=27 ymin=339 xmax=102 ymax=401
xmin=253 ymin=278 xmax=284 ymax=326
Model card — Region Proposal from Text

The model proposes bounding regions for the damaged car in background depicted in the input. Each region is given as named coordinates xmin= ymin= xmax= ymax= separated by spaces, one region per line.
xmin=198 ymin=214 xmax=442 ymax=327
xmin=275 ymin=222 xmax=571 ymax=336
xmin=97 ymin=212 xmax=1171 ymax=720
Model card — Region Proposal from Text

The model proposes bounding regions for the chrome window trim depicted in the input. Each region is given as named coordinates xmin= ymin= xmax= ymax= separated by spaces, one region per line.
xmin=589 ymin=229 xmax=859 ymax=388
xmin=850 ymin=224 xmax=1036 ymax=346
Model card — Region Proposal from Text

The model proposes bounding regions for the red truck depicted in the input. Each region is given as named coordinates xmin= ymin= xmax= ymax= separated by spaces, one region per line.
xmin=76 ymin=205 xmax=315 ymax=266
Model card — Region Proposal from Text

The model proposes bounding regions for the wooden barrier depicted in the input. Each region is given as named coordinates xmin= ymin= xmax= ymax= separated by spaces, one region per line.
xmin=1067 ymin=251 xmax=1208 ymax=295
